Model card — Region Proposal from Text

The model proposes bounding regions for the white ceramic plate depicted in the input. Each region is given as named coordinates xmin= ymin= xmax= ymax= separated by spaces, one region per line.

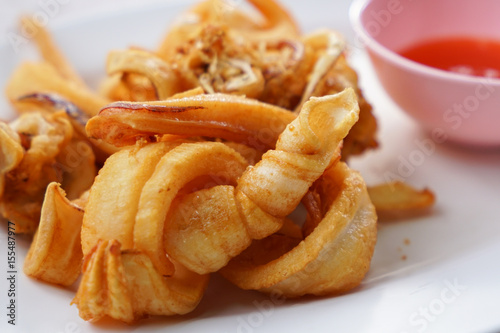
xmin=1 ymin=1 xmax=500 ymax=332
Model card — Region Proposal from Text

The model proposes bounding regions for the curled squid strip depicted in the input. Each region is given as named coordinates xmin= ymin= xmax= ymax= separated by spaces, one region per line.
xmin=23 ymin=183 xmax=85 ymax=286
xmin=220 ymin=162 xmax=378 ymax=297
xmin=77 ymin=141 xmax=246 ymax=320
xmin=81 ymin=141 xmax=184 ymax=273
xmin=237 ymin=88 xmax=359 ymax=218
xmin=165 ymin=185 xmax=253 ymax=274
xmin=159 ymin=88 xmax=360 ymax=273
xmin=86 ymin=93 xmax=296 ymax=149
xmin=73 ymin=239 xmax=209 ymax=323
xmin=295 ymin=31 xmax=346 ymax=112
xmin=297 ymin=40 xmax=378 ymax=157
xmin=106 ymin=49 xmax=184 ymax=100
xmin=133 ymin=142 xmax=249 ymax=276
xmin=87 ymin=88 xmax=358 ymax=222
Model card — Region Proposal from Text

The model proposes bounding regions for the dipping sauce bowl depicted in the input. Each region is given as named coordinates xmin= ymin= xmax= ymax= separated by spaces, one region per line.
xmin=350 ymin=0 xmax=500 ymax=147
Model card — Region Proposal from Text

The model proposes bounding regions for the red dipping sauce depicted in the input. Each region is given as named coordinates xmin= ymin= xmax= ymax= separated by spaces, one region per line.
xmin=399 ymin=37 xmax=500 ymax=79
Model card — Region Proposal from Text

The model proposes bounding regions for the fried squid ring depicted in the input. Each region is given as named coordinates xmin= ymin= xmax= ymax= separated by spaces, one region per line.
xmin=220 ymin=161 xmax=378 ymax=297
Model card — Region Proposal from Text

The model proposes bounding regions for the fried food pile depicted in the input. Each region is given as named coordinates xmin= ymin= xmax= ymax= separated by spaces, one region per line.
xmin=0 ymin=0 xmax=434 ymax=324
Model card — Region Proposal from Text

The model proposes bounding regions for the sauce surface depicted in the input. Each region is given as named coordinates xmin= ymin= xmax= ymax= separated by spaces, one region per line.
xmin=399 ymin=37 xmax=500 ymax=79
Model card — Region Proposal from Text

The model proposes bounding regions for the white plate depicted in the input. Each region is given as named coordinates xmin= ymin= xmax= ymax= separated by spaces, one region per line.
xmin=1 ymin=1 xmax=500 ymax=332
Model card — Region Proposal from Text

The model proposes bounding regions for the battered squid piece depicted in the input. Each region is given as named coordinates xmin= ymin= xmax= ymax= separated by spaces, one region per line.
xmin=220 ymin=162 xmax=378 ymax=297
xmin=23 ymin=183 xmax=86 ymax=286
xmin=73 ymin=239 xmax=209 ymax=323
xmin=297 ymin=30 xmax=378 ymax=157
xmin=132 ymin=142 xmax=250 ymax=276
xmin=86 ymin=93 xmax=296 ymax=149
xmin=75 ymin=141 xmax=248 ymax=322
xmin=16 ymin=92 xmax=118 ymax=163
xmin=235 ymin=88 xmax=359 ymax=219
xmin=0 ymin=107 xmax=97 ymax=233
xmin=106 ymin=49 xmax=185 ymax=100
xmin=0 ymin=112 xmax=74 ymax=233
xmin=81 ymin=141 xmax=185 ymax=275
